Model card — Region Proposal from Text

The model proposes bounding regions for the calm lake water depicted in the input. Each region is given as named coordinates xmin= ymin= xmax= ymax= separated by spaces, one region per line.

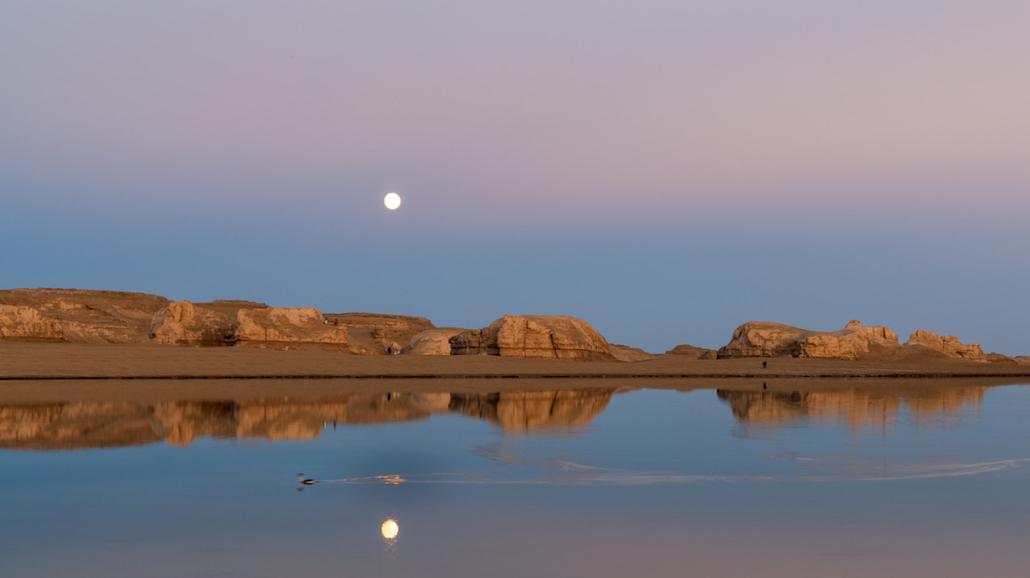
xmin=3 ymin=381 xmax=1030 ymax=577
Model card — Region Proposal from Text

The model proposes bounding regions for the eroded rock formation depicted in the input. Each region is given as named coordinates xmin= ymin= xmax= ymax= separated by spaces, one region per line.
xmin=329 ymin=313 xmax=436 ymax=354
xmin=717 ymin=320 xmax=899 ymax=360
xmin=450 ymin=315 xmax=615 ymax=361
xmin=0 ymin=288 xmax=170 ymax=343
xmin=402 ymin=328 xmax=466 ymax=355
xmin=150 ymin=301 xmax=236 ymax=345
xmin=905 ymin=330 xmax=986 ymax=362
xmin=0 ymin=305 xmax=64 ymax=340
xmin=235 ymin=307 xmax=348 ymax=344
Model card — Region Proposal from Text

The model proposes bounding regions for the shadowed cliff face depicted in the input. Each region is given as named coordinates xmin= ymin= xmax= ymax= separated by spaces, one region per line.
xmin=0 ymin=390 xmax=614 ymax=451
xmin=716 ymin=387 xmax=988 ymax=432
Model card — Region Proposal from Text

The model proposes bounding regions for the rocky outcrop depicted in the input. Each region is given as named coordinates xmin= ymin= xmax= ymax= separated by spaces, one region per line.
xmin=717 ymin=320 xmax=899 ymax=360
xmin=610 ymin=344 xmax=659 ymax=362
xmin=328 ymin=313 xmax=435 ymax=354
xmin=0 ymin=288 xmax=170 ymax=343
xmin=234 ymin=307 xmax=347 ymax=344
xmin=450 ymin=315 xmax=615 ymax=361
xmin=402 ymin=328 xmax=466 ymax=355
xmin=796 ymin=321 xmax=899 ymax=359
xmin=905 ymin=330 xmax=987 ymax=362
xmin=149 ymin=301 xmax=235 ymax=345
xmin=665 ymin=344 xmax=717 ymax=359
xmin=0 ymin=305 xmax=64 ymax=340
xmin=717 ymin=322 xmax=807 ymax=358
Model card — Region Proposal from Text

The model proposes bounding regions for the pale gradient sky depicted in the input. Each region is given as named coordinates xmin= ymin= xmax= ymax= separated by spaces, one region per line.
xmin=1 ymin=1 xmax=1028 ymax=354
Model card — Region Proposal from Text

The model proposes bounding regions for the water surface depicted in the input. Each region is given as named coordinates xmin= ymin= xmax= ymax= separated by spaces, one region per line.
xmin=3 ymin=381 xmax=1029 ymax=577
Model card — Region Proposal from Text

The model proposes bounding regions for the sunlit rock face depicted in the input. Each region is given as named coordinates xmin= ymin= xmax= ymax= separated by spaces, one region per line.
xmin=450 ymin=315 xmax=615 ymax=361
xmin=716 ymin=387 xmax=987 ymax=431
xmin=149 ymin=301 xmax=236 ymax=345
xmin=234 ymin=307 xmax=348 ymax=344
xmin=717 ymin=320 xmax=899 ymax=360
xmin=402 ymin=328 xmax=466 ymax=355
xmin=0 ymin=288 xmax=170 ymax=343
xmin=0 ymin=305 xmax=64 ymax=341
xmin=905 ymin=330 xmax=987 ymax=362
xmin=448 ymin=389 xmax=614 ymax=431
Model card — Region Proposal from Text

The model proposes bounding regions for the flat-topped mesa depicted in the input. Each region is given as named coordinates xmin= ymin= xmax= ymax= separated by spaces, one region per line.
xmin=717 ymin=320 xmax=899 ymax=360
xmin=905 ymin=330 xmax=986 ymax=363
xmin=149 ymin=301 xmax=236 ymax=345
xmin=234 ymin=307 xmax=347 ymax=344
xmin=450 ymin=315 xmax=616 ymax=361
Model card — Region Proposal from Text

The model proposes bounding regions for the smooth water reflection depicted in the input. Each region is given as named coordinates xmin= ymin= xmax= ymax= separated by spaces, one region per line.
xmin=2 ymin=380 xmax=1030 ymax=577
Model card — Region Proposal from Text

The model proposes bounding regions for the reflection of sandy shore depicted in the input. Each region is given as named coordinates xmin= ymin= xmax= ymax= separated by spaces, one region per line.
xmin=717 ymin=387 xmax=988 ymax=431
xmin=0 ymin=389 xmax=614 ymax=450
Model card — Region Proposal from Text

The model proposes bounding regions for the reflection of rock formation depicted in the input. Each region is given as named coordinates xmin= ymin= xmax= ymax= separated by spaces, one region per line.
xmin=717 ymin=387 xmax=987 ymax=431
xmin=449 ymin=389 xmax=614 ymax=431
xmin=0 ymin=390 xmax=610 ymax=450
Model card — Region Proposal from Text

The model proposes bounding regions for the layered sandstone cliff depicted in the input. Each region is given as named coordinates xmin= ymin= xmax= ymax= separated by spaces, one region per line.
xmin=450 ymin=315 xmax=615 ymax=361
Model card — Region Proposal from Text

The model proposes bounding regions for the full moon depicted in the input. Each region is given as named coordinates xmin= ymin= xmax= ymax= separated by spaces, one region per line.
xmin=384 ymin=192 xmax=401 ymax=210
xmin=381 ymin=519 xmax=399 ymax=539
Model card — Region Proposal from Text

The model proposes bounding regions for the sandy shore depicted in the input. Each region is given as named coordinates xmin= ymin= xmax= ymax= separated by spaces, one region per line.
xmin=2 ymin=342 xmax=1029 ymax=383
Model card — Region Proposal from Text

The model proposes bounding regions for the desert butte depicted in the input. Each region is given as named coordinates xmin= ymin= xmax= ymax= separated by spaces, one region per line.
xmin=1 ymin=288 xmax=1028 ymax=380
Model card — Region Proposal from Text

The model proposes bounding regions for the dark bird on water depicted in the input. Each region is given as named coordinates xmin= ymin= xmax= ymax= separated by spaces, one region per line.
xmin=298 ymin=474 xmax=316 ymax=485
